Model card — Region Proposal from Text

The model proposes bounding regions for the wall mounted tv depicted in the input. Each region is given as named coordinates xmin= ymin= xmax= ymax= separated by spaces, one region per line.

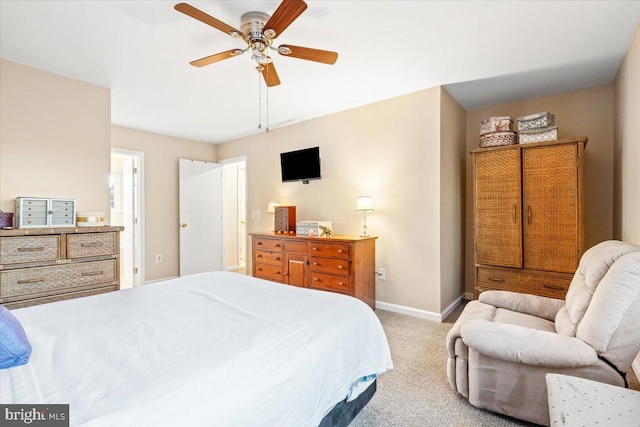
xmin=280 ymin=146 xmax=321 ymax=184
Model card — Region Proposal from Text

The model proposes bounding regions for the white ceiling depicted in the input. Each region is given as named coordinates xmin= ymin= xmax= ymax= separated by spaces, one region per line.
xmin=1 ymin=1 xmax=639 ymax=144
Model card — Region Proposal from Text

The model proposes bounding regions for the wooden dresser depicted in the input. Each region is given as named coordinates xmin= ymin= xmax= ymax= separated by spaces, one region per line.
xmin=472 ymin=137 xmax=586 ymax=299
xmin=0 ymin=226 xmax=123 ymax=309
xmin=251 ymin=232 xmax=377 ymax=309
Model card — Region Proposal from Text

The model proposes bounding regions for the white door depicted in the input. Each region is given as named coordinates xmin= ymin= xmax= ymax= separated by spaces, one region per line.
xmin=111 ymin=150 xmax=143 ymax=288
xmin=121 ymin=157 xmax=135 ymax=287
xmin=179 ymin=159 xmax=223 ymax=276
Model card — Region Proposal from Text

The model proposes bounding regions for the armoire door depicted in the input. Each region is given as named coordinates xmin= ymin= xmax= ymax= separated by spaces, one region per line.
xmin=522 ymin=144 xmax=580 ymax=272
xmin=474 ymin=149 xmax=523 ymax=267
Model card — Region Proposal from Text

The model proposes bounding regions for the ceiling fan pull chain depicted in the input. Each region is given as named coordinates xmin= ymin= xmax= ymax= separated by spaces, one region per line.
xmin=265 ymin=64 xmax=270 ymax=133
xmin=257 ymin=69 xmax=262 ymax=130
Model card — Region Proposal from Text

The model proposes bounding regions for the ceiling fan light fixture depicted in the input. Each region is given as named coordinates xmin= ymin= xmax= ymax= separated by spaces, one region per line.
xmin=264 ymin=28 xmax=276 ymax=39
xmin=278 ymin=46 xmax=292 ymax=55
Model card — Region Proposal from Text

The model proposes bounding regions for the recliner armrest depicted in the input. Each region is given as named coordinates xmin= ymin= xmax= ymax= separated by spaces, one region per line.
xmin=461 ymin=320 xmax=598 ymax=368
xmin=479 ymin=290 xmax=565 ymax=321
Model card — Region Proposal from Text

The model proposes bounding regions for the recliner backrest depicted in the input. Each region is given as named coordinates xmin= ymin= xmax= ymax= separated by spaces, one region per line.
xmin=555 ymin=241 xmax=640 ymax=337
xmin=577 ymin=251 xmax=640 ymax=371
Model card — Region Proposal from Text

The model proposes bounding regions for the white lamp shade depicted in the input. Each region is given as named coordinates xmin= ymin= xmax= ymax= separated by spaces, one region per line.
xmin=267 ymin=201 xmax=280 ymax=214
xmin=355 ymin=196 xmax=374 ymax=211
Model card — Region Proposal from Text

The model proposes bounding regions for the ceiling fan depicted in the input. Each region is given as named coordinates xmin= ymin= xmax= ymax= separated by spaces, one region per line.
xmin=174 ymin=0 xmax=339 ymax=87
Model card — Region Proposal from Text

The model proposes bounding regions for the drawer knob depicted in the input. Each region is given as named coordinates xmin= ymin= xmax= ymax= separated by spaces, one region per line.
xmin=257 ymin=242 xmax=263 ymax=246
xmin=312 ymin=247 xmax=318 ymax=251
xmin=489 ymin=277 xmax=505 ymax=282
xmin=313 ymin=262 xmax=318 ymax=266
xmin=337 ymin=249 xmax=343 ymax=254
xmin=257 ymin=254 xmax=262 ymax=258
xmin=275 ymin=257 xmax=281 ymax=261
xmin=338 ymin=282 xmax=344 ymax=286
xmin=313 ymin=277 xmax=319 ymax=281
xmin=257 ymin=268 xmax=263 ymax=271
xmin=275 ymin=244 xmax=281 ymax=248
xmin=337 ymin=265 xmax=343 ymax=269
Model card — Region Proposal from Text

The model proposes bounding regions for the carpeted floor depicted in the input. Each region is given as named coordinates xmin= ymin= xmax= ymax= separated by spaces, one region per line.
xmin=350 ymin=305 xmax=639 ymax=426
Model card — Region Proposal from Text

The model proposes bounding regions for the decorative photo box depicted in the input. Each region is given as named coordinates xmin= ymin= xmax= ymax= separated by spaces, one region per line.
xmin=480 ymin=116 xmax=513 ymax=135
xmin=517 ymin=111 xmax=555 ymax=131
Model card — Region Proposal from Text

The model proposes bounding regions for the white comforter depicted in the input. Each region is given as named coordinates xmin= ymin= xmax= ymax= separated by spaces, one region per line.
xmin=0 ymin=272 xmax=392 ymax=426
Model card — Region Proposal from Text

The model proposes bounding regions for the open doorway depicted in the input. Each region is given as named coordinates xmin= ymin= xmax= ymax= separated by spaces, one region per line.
xmin=110 ymin=149 xmax=144 ymax=288
xmin=221 ymin=157 xmax=247 ymax=274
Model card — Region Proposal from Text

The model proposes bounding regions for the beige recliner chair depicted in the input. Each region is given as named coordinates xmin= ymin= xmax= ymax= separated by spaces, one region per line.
xmin=446 ymin=240 xmax=640 ymax=426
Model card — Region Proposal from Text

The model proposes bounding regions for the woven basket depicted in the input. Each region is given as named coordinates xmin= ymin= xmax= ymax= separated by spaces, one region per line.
xmin=479 ymin=131 xmax=517 ymax=148
xmin=0 ymin=210 xmax=13 ymax=228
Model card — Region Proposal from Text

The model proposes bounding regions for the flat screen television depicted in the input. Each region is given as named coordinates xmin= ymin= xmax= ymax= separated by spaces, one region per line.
xmin=280 ymin=147 xmax=321 ymax=184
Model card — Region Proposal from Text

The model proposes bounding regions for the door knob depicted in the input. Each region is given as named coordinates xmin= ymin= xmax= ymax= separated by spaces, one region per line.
xmin=181 ymin=223 xmax=188 ymax=228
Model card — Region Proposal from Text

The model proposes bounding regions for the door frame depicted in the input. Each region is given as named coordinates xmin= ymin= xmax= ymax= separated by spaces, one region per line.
xmin=111 ymin=148 xmax=145 ymax=287
xmin=219 ymin=155 xmax=248 ymax=274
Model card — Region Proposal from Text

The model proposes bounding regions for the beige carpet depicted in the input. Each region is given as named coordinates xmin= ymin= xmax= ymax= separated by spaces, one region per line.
xmin=349 ymin=307 xmax=639 ymax=427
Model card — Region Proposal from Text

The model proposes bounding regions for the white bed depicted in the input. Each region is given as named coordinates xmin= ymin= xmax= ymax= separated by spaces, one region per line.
xmin=0 ymin=271 xmax=393 ymax=426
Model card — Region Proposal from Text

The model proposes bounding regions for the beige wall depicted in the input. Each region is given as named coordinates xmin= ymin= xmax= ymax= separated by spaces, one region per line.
xmin=440 ymin=88 xmax=467 ymax=309
xmin=218 ymin=86 xmax=465 ymax=314
xmin=614 ymin=25 xmax=640 ymax=245
xmin=0 ymin=60 xmax=111 ymax=217
xmin=613 ymin=24 xmax=640 ymax=376
xmin=464 ymin=85 xmax=615 ymax=293
xmin=111 ymin=126 xmax=217 ymax=281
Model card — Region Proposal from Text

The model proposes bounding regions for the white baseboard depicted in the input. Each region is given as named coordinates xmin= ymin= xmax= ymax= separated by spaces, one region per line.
xmin=375 ymin=294 xmax=464 ymax=323
xmin=633 ymin=353 xmax=640 ymax=379
xmin=144 ymin=275 xmax=179 ymax=285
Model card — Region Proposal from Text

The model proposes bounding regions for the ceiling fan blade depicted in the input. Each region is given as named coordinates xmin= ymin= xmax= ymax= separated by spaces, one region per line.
xmin=175 ymin=3 xmax=243 ymax=38
xmin=190 ymin=49 xmax=244 ymax=67
xmin=277 ymin=45 xmax=338 ymax=65
xmin=264 ymin=0 xmax=307 ymax=39
xmin=261 ymin=62 xmax=281 ymax=87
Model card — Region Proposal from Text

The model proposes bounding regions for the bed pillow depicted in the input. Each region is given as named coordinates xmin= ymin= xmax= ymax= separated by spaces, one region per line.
xmin=0 ymin=305 xmax=32 ymax=369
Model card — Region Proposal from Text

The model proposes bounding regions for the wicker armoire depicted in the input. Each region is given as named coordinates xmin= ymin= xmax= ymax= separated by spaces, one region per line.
xmin=472 ymin=137 xmax=587 ymax=299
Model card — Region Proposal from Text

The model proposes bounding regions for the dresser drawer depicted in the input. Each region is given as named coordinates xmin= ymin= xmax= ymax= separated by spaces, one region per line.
xmin=1 ymin=259 xmax=116 ymax=300
xmin=67 ymin=232 xmax=116 ymax=258
xmin=476 ymin=267 xmax=531 ymax=293
xmin=310 ymin=257 xmax=349 ymax=276
xmin=284 ymin=240 xmax=307 ymax=254
xmin=310 ymin=272 xmax=350 ymax=294
xmin=254 ymin=263 xmax=284 ymax=281
xmin=309 ymin=242 xmax=350 ymax=259
xmin=2 ymin=286 xmax=114 ymax=310
xmin=0 ymin=236 xmax=61 ymax=265
xmin=253 ymin=237 xmax=283 ymax=252
xmin=254 ymin=250 xmax=284 ymax=266
xmin=530 ymin=275 xmax=571 ymax=299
